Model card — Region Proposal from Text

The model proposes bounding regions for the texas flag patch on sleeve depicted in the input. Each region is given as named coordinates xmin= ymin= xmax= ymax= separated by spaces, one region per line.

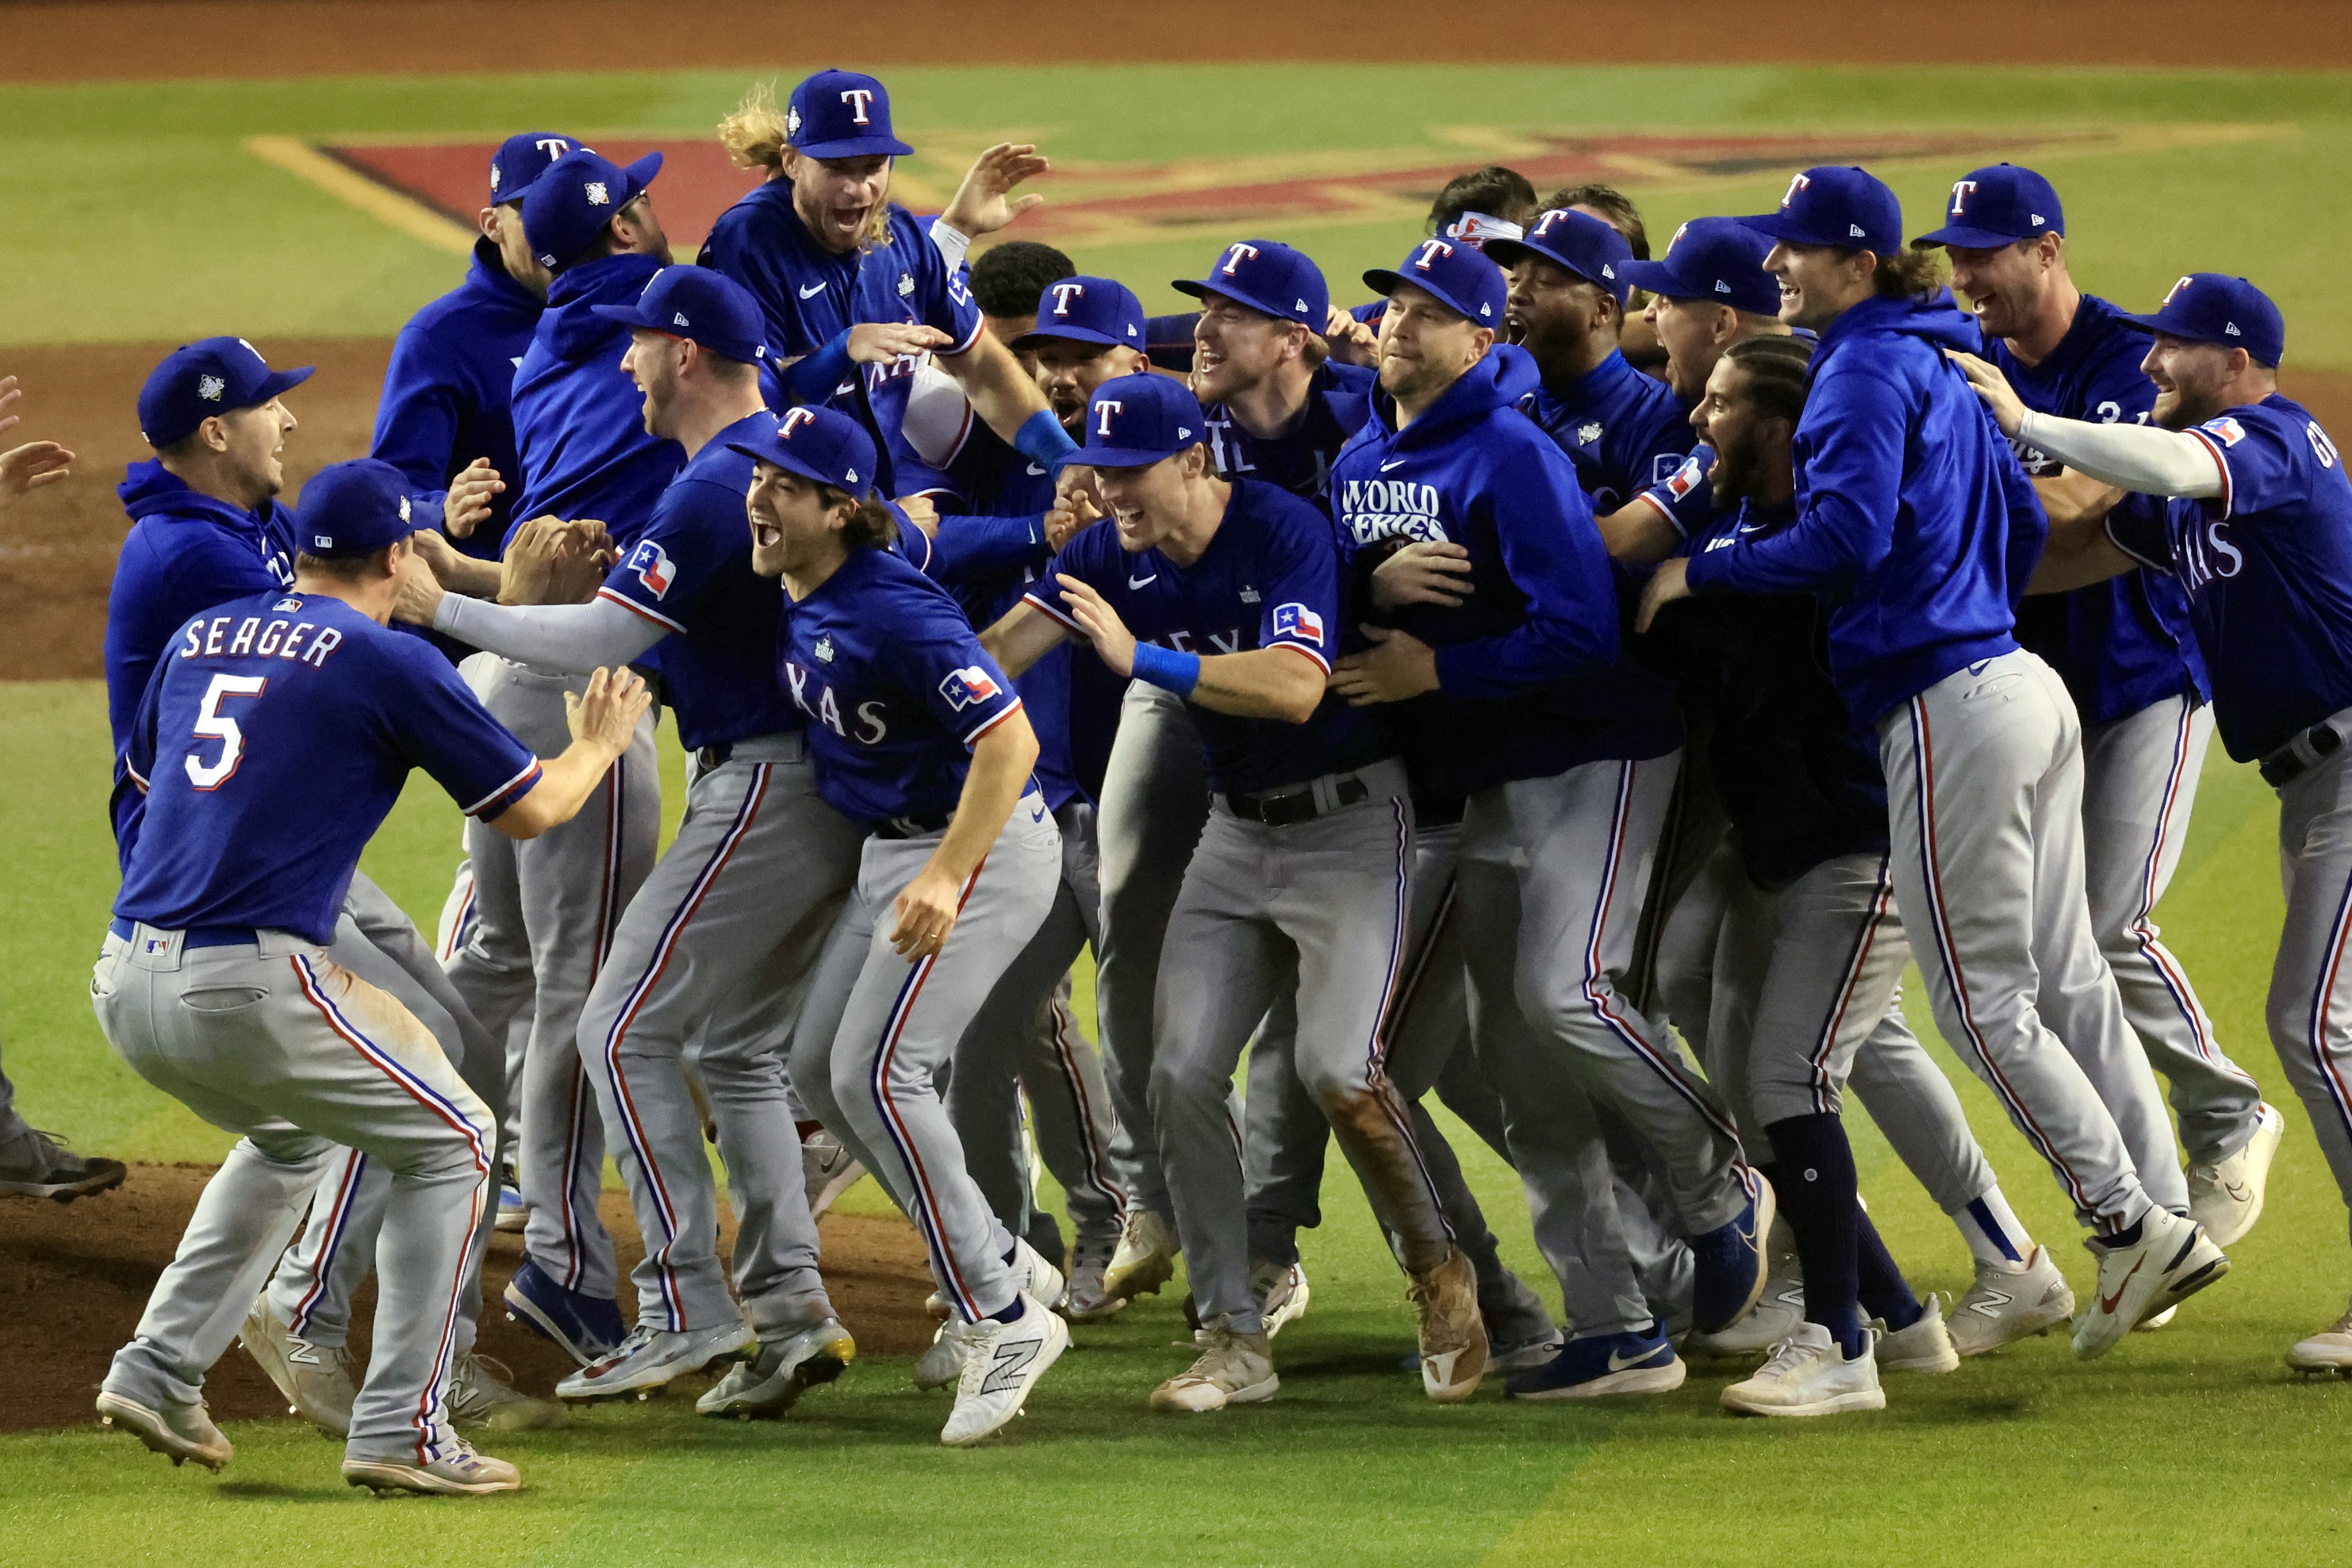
xmin=938 ymin=665 xmax=1001 ymax=709
xmin=625 ymin=539 xmax=676 ymax=597
xmin=2200 ymin=415 xmax=2248 ymax=448
xmin=1662 ymin=454 xmax=1704 ymax=499
xmin=1272 ymin=602 xmax=1325 ymax=645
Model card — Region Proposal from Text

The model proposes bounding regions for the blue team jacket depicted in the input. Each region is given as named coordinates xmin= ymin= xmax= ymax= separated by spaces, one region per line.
xmin=1685 ymin=290 xmax=2041 ymax=726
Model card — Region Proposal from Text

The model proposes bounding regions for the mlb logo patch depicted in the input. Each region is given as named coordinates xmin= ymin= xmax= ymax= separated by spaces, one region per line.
xmin=626 ymin=539 xmax=676 ymax=597
xmin=2203 ymin=416 xmax=2248 ymax=448
xmin=1272 ymin=602 xmax=1324 ymax=645
xmin=938 ymin=665 xmax=1000 ymax=710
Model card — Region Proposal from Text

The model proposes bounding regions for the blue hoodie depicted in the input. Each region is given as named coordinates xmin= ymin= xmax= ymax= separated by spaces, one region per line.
xmin=103 ymin=460 xmax=297 ymax=857
xmin=1331 ymin=354 xmax=1681 ymax=796
xmin=371 ymin=238 xmax=543 ymax=560
xmin=1684 ymin=290 xmax=2042 ymax=726
xmin=508 ymin=251 xmax=683 ymax=547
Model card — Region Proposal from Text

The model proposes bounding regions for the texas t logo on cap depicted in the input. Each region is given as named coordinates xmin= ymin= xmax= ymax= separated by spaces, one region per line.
xmin=840 ymin=87 xmax=877 ymax=124
xmin=1094 ymin=400 xmax=1124 ymax=437
xmin=780 ymin=407 xmax=819 ymax=439
xmin=1949 ymin=179 xmax=1979 ymax=215
xmin=1781 ymin=172 xmax=1812 ymax=207
xmin=1413 ymin=239 xmax=1456 ymax=270
xmin=1050 ymin=282 xmax=1086 ymax=316
xmin=1219 ymin=243 xmax=1260 ymax=276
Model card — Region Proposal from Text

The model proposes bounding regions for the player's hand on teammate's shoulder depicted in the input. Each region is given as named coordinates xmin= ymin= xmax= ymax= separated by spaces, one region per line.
xmin=390 ymin=542 xmax=448 ymax=626
xmin=442 ymin=457 xmax=506 ymax=537
xmin=1943 ymin=349 xmax=2029 ymax=437
xmin=1321 ymin=305 xmax=1379 ymax=369
xmin=942 ymin=142 xmax=1050 ymax=238
xmin=1054 ymin=572 xmax=1138 ymax=676
xmin=1329 ymin=624 xmax=1439 ymax=704
xmin=1634 ymin=555 xmax=1692 ymax=633
xmin=848 ymin=321 xmax=955 ymax=366
xmin=564 ymin=666 xmax=652 ymax=754
xmin=0 ymin=374 xmax=75 ymax=508
xmin=896 ymin=493 xmax=939 ymax=540
xmin=1370 ymin=540 xmax=1473 ymax=609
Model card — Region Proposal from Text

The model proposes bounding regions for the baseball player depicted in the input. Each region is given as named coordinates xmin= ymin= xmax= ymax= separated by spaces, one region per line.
xmin=93 ymin=458 xmax=649 ymax=1495
xmin=399 ymin=268 xmax=866 ymax=1414
xmin=701 ymin=70 xmax=1076 ymax=495
xmin=1329 ymin=237 xmax=1767 ymax=1399
xmin=983 ymin=374 xmax=1490 ymax=1410
xmin=1916 ymin=165 xmax=2280 ymax=1249
xmin=1641 ymin=166 xmax=2222 ymax=1365
xmin=1952 ymin=273 xmax=2352 ymax=1375
xmin=732 ymin=405 xmax=1069 ymax=1446
xmin=1539 ymin=183 xmax=1666 ymax=376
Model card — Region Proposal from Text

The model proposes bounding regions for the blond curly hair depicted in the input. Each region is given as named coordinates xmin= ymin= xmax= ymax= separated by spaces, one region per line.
xmin=718 ymin=81 xmax=893 ymax=248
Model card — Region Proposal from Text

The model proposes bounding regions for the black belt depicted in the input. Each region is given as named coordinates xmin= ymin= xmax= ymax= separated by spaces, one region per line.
xmin=1224 ymin=775 xmax=1370 ymax=827
xmin=2260 ymin=721 xmax=2343 ymax=788
xmin=873 ymin=812 xmax=954 ymax=840
xmin=1413 ymin=793 xmax=1466 ymax=829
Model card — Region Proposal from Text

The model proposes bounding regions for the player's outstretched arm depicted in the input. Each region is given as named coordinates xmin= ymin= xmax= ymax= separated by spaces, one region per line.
xmin=979 ymin=598 xmax=1073 ymax=679
xmin=492 ymin=667 xmax=652 ymax=839
xmin=889 ymin=711 xmax=1040 ymax=958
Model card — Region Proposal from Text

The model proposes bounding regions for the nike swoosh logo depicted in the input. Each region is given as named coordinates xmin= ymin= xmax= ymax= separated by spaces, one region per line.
xmin=799 ymin=282 xmax=827 ymax=299
xmin=1380 ymin=458 xmax=1408 ymax=471
xmin=2224 ymin=1180 xmax=2250 ymax=1202
xmin=1026 ymin=463 xmax=1046 ymax=476
xmin=1128 ymin=574 xmax=1157 ymax=589
xmin=2099 ymin=1253 xmax=2146 ymax=1314
xmin=1606 ymin=1346 xmax=1657 ymax=1372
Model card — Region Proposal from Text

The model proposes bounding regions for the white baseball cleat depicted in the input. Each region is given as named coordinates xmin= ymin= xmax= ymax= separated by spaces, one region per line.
xmin=2287 ymin=1296 xmax=2352 ymax=1378
xmin=1409 ymin=1246 xmax=1488 ymax=1403
xmin=449 ymin=1353 xmax=568 ymax=1431
xmin=342 ymin=1442 xmax=521 ymax=1496
xmin=2072 ymin=1209 xmax=2227 ymax=1360
xmin=95 ymin=1389 xmax=232 ymax=1471
xmin=1063 ymin=1237 xmax=1127 ymax=1322
xmin=1948 ymin=1246 xmax=2075 ymax=1357
xmin=2186 ymin=1102 xmax=2285 ymax=1250
xmin=1102 ymin=1209 xmax=1179 ymax=1302
xmin=1873 ymin=1294 xmax=1960 ymax=1375
xmin=1151 ymin=1324 xmax=1279 ymax=1412
xmin=915 ymin=1315 xmax=982 ymax=1391
xmin=941 ymin=1297 xmax=1069 ymax=1447
xmin=1723 ymin=1322 xmax=1885 ymax=1417
xmin=1683 ymin=1249 xmax=1803 ymax=1360
xmin=1012 ymin=1237 xmax=1066 ymax=1315
xmin=1252 ymin=1258 xmax=1312 ymax=1339
xmin=554 ymin=1322 xmax=755 ymax=1400
xmin=2136 ymin=1304 xmax=2177 ymax=1332
xmin=802 ymin=1128 xmax=866 ymax=1222
xmin=238 ymin=1292 xmax=355 ymax=1436
xmin=697 ymin=1317 xmax=856 ymax=1418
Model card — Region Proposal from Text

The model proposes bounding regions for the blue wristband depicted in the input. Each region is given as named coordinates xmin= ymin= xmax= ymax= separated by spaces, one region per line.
xmin=782 ymin=328 xmax=854 ymax=406
xmin=1129 ymin=641 xmax=1200 ymax=699
xmin=1013 ymin=408 xmax=1081 ymax=468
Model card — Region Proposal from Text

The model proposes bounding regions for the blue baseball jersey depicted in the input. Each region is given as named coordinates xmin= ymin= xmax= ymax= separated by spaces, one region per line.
xmin=779 ymin=545 xmax=1026 ymax=826
xmin=1521 ymin=349 xmax=1693 ymax=513
xmin=1988 ymin=296 xmax=2208 ymax=725
xmin=2106 ymin=396 xmax=2352 ymax=762
xmin=508 ymin=251 xmax=684 ymax=548
xmin=371 ymin=239 xmax=542 ymax=560
xmin=1201 ymin=360 xmax=1374 ymax=504
xmin=1655 ymin=498 xmax=1888 ymax=884
xmin=1634 ymin=443 xmax=1721 ymax=538
xmin=1024 ymin=479 xmax=1392 ymax=796
xmin=116 ymin=592 xmax=542 ymax=946
xmin=1330 ymin=355 xmax=1681 ymax=798
xmin=595 ymin=412 xmax=799 ymax=752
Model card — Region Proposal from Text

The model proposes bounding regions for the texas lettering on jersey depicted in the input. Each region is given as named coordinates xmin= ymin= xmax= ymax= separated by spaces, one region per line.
xmin=782 ymin=659 xmax=891 ymax=745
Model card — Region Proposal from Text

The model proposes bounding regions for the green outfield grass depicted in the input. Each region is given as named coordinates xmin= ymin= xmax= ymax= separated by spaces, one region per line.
xmin=7 ymin=56 xmax=2352 ymax=1566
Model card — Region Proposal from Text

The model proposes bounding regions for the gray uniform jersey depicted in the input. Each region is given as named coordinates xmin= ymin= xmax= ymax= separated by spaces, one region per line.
xmin=96 ymin=923 xmax=494 ymax=1467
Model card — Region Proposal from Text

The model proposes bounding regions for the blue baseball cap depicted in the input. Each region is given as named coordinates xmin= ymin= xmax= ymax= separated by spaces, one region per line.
xmin=1740 ymin=166 xmax=1902 ymax=257
xmin=2121 ymin=273 xmax=2286 ymax=367
xmin=1072 ymin=374 xmax=1208 ymax=468
xmin=294 ymin=459 xmax=420 ymax=559
xmin=1484 ymin=208 xmax=1635 ymax=307
xmin=1619 ymin=217 xmax=1781 ymax=316
xmin=1011 ymin=276 xmax=1147 ymax=353
xmin=590 ymin=266 xmax=772 ymax=366
xmin=728 ymin=405 xmax=880 ymax=495
xmin=1173 ymin=241 xmax=1328 ymax=330
xmin=787 ymin=69 xmax=914 ymax=160
xmin=488 ymin=132 xmax=580 ymax=206
xmin=137 ymin=336 xmax=314 ymax=450
xmin=1363 ymin=237 xmax=1507 ymax=329
xmin=522 ymin=148 xmax=663 ymax=273
xmin=1912 ymin=164 xmax=2064 ymax=250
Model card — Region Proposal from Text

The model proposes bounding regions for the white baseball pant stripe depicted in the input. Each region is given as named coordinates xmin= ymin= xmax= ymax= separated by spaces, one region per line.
xmin=2267 ymin=720 xmax=2352 ymax=1229
xmin=2084 ymin=693 xmax=2262 ymax=1164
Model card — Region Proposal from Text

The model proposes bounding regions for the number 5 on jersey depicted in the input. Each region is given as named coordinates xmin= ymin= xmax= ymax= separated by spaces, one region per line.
xmin=187 ymin=673 xmax=267 ymax=789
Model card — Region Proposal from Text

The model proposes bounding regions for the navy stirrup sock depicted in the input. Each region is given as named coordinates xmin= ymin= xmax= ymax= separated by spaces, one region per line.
xmin=1765 ymin=1113 xmax=1866 ymax=1360
xmin=1855 ymin=1206 xmax=1922 ymax=1332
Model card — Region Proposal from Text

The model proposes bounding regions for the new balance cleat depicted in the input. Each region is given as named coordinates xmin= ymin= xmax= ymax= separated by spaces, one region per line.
xmin=915 ymin=1316 xmax=982 ymax=1392
xmin=555 ymin=1322 xmax=754 ymax=1400
xmin=697 ymin=1317 xmax=856 ymax=1419
xmin=2187 ymin=1102 xmax=2285 ymax=1250
xmin=1948 ymin=1246 xmax=2075 ymax=1357
xmin=96 ymin=1390 xmax=231 ymax=1470
xmin=1689 ymin=1169 xmax=1777 ymax=1335
xmin=1152 ymin=1325 xmax=1278 ymax=1412
xmin=1012 ymin=1237 xmax=1065 ymax=1314
xmin=502 ymin=1258 xmax=626 ymax=1368
xmin=1506 ymin=1329 xmax=1684 ymax=1400
xmin=2072 ymin=1209 xmax=2227 ymax=1361
xmin=1408 ymin=1246 xmax=1488 ymax=1403
xmin=941 ymin=1298 xmax=1069 ymax=1446
xmin=1102 ymin=1209 xmax=1179 ymax=1302
xmin=449 ymin=1353 xmax=567 ymax=1431
xmin=1722 ymin=1322 xmax=1885 ymax=1417
xmin=342 ymin=1442 xmax=520 ymax=1496
xmin=1873 ymin=1294 xmax=1960 ymax=1375
xmin=239 ymin=1293 xmax=355 ymax=1436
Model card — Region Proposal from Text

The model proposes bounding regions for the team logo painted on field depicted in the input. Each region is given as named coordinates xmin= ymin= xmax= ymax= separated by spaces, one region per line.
xmin=1271 ymin=602 xmax=1324 ymax=645
xmin=626 ymin=539 xmax=675 ymax=597
xmin=938 ymin=665 xmax=1000 ymax=709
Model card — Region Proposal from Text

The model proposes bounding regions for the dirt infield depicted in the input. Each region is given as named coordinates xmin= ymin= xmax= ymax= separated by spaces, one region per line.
xmin=3 ymin=1163 xmax=935 ymax=1433
xmin=8 ymin=0 xmax=2351 ymax=78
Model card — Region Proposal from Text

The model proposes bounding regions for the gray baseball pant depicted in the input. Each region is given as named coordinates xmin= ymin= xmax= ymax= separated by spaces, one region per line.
xmin=1150 ymin=760 xmax=1457 ymax=1336
xmin=1879 ymin=651 xmax=2184 ymax=1233
xmin=95 ymin=924 xmax=493 ymax=1466
xmin=948 ymin=800 xmax=1127 ymax=1260
xmin=576 ymin=735 xmax=859 ymax=1338
xmin=442 ymin=657 xmax=658 ymax=1303
xmin=2084 ymin=693 xmax=2264 ymax=1164
xmin=1633 ymin=735 xmax=1732 ymax=1052
xmin=790 ymin=800 xmax=1062 ymax=1322
xmin=2264 ymin=711 xmax=2352 ymax=1233
xmin=435 ymin=857 xmax=531 ymax=1156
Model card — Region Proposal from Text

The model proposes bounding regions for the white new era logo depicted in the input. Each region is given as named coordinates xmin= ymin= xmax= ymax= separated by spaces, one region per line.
xmin=2032 ymin=213 xmax=2046 ymax=224
xmin=398 ymin=496 xmax=411 ymax=521
xmin=844 ymin=467 xmax=857 ymax=483
xmin=1715 ymin=280 xmax=1731 ymax=293
xmin=1849 ymin=224 xmax=1866 ymax=238
xmin=1479 ymin=304 xmax=1492 ymax=317
xmin=585 ymin=181 xmax=610 ymax=206
xmin=1602 ymin=264 xmax=1615 ymax=278
xmin=2226 ymin=322 xmax=2242 ymax=335
xmin=673 ymin=312 xmax=690 ymax=327
xmin=1177 ymin=427 xmax=1192 ymax=439
xmin=1295 ymin=297 xmax=1309 ymax=311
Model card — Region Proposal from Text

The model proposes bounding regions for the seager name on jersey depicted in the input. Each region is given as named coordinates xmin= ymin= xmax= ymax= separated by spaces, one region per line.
xmin=176 ymin=602 xmax=347 ymax=670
